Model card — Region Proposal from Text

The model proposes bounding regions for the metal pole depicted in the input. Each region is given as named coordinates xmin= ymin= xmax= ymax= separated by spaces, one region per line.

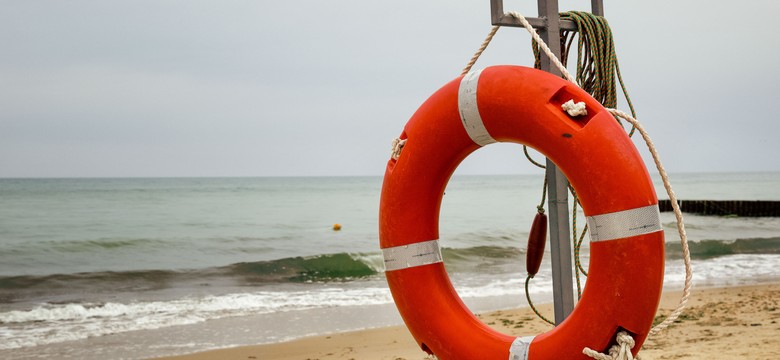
xmin=536 ymin=0 xmax=576 ymax=325
xmin=490 ymin=0 xmax=605 ymax=325
xmin=591 ymin=0 xmax=604 ymax=16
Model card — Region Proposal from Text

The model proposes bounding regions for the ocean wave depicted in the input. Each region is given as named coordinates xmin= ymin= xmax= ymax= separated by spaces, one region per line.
xmin=666 ymin=237 xmax=780 ymax=259
xmin=0 ymin=254 xmax=385 ymax=305
xmin=229 ymin=253 xmax=378 ymax=282
xmin=0 ymin=246 xmax=525 ymax=294
xmin=3 ymin=243 xmax=780 ymax=350
xmin=4 ymin=238 xmax=780 ymax=296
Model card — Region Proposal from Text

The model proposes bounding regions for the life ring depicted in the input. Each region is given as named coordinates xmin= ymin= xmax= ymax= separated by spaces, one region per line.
xmin=379 ymin=65 xmax=664 ymax=359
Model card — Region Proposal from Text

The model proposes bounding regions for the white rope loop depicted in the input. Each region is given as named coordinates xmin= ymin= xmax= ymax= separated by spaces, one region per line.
xmin=562 ymin=99 xmax=588 ymax=117
xmin=391 ymin=138 xmax=407 ymax=160
xmin=583 ymin=331 xmax=640 ymax=360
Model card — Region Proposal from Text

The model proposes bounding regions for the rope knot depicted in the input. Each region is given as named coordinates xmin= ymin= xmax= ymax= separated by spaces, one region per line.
xmin=391 ymin=138 xmax=407 ymax=160
xmin=562 ymin=99 xmax=588 ymax=117
xmin=616 ymin=332 xmax=636 ymax=349
xmin=582 ymin=331 xmax=640 ymax=360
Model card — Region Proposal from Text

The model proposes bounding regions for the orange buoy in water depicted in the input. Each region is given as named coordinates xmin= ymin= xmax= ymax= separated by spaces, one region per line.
xmin=332 ymin=223 xmax=342 ymax=231
xmin=379 ymin=65 xmax=664 ymax=359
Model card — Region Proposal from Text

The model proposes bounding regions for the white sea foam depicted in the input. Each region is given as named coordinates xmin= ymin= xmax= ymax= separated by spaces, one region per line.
xmin=0 ymin=274 xmax=557 ymax=351
xmin=668 ymin=254 xmax=780 ymax=287
xmin=0 ymin=286 xmax=395 ymax=350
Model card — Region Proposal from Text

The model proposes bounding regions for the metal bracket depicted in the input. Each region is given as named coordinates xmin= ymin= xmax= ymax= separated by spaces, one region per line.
xmin=489 ymin=0 xmax=604 ymax=30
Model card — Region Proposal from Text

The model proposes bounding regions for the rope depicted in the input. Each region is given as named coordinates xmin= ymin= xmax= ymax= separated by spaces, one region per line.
xmin=391 ymin=138 xmax=406 ymax=160
xmin=570 ymin=188 xmax=590 ymax=298
xmin=507 ymin=12 xmax=577 ymax=83
xmin=523 ymin=145 xmax=546 ymax=169
xmin=576 ymin=222 xmax=589 ymax=276
xmin=525 ymin=275 xmax=555 ymax=326
xmin=562 ymin=99 xmax=588 ymax=117
xmin=462 ymin=26 xmax=500 ymax=76
xmin=525 ymin=179 xmax=552 ymax=324
xmin=610 ymin=108 xmax=692 ymax=335
xmin=538 ymin=176 xmax=548 ymax=212
xmin=460 ymin=7 xmax=694 ymax=350
xmin=512 ymin=10 xmax=694 ymax=336
xmin=533 ymin=11 xmax=638 ymax=135
xmin=462 ymin=11 xmax=575 ymax=82
xmin=583 ymin=331 xmax=642 ymax=360
xmin=572 ymin=194 xmax=583 ymax=299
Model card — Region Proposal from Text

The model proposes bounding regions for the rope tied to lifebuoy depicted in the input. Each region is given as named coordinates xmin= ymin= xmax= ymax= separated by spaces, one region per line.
xmin=582 ymin=331 xmax=641 ymax=360
xmin=562 ymin=99 xmax=588 ymax=117
xmin=391 ymin=138 xmax=407 ymax=160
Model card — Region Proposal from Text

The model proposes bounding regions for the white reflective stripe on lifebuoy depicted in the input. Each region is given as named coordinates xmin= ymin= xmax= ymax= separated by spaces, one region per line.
xmin=509 ymin=336 xmax=535 ymax=360
xmin=586 ymin=204 xmax=662 ymax=242
xmin=382 ymin=239 xmax=442 ymax=272
xmin=458 ymin=69 xmax=496 ymax=146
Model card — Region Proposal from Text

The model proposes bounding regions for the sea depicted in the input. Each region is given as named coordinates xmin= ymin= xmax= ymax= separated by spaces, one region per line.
xmin=1 ymin=172 xmax=779 ymax=359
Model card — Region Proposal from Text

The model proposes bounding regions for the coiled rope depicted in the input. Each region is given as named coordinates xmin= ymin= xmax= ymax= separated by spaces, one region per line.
xmin=462 ymin=10 xmax=693 ymax=360
xmin=533 ymin=11 xmax=637 ymax=135
xmin=533 ymin=12 xmax=633 ymax=301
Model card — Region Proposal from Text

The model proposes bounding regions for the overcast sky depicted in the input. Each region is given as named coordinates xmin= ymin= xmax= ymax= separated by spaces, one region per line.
xmin=1 ymin=1 xmax=779 ymax=178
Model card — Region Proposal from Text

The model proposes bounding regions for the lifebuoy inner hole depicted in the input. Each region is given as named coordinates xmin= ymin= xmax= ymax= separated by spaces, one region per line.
xmin=438 ymin=143 xmax=574 ymax=331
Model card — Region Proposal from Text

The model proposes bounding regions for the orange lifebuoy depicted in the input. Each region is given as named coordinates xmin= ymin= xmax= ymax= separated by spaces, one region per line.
xmin=379 ymin=66 xmax=664 ymax=360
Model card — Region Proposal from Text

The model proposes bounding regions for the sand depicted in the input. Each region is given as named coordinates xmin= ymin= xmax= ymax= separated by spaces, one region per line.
xmin=156 ymin=283 xmax=780 ymax=360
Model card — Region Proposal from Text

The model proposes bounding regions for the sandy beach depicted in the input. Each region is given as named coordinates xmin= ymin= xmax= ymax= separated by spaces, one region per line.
xmin=156 ymin=283 xmax=780 ymax=360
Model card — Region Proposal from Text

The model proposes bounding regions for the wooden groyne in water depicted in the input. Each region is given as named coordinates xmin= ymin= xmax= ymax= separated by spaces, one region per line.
xmin=658 ymin=200 xmax=780 ymax=217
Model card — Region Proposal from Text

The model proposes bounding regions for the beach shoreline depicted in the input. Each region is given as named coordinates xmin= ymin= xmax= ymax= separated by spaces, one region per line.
xmin=155 ymin=282 xmax=780 ymax=360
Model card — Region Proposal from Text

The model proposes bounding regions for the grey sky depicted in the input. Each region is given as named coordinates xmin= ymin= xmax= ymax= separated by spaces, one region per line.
xmin=1 ymin=1 xmax=779 ymax=177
